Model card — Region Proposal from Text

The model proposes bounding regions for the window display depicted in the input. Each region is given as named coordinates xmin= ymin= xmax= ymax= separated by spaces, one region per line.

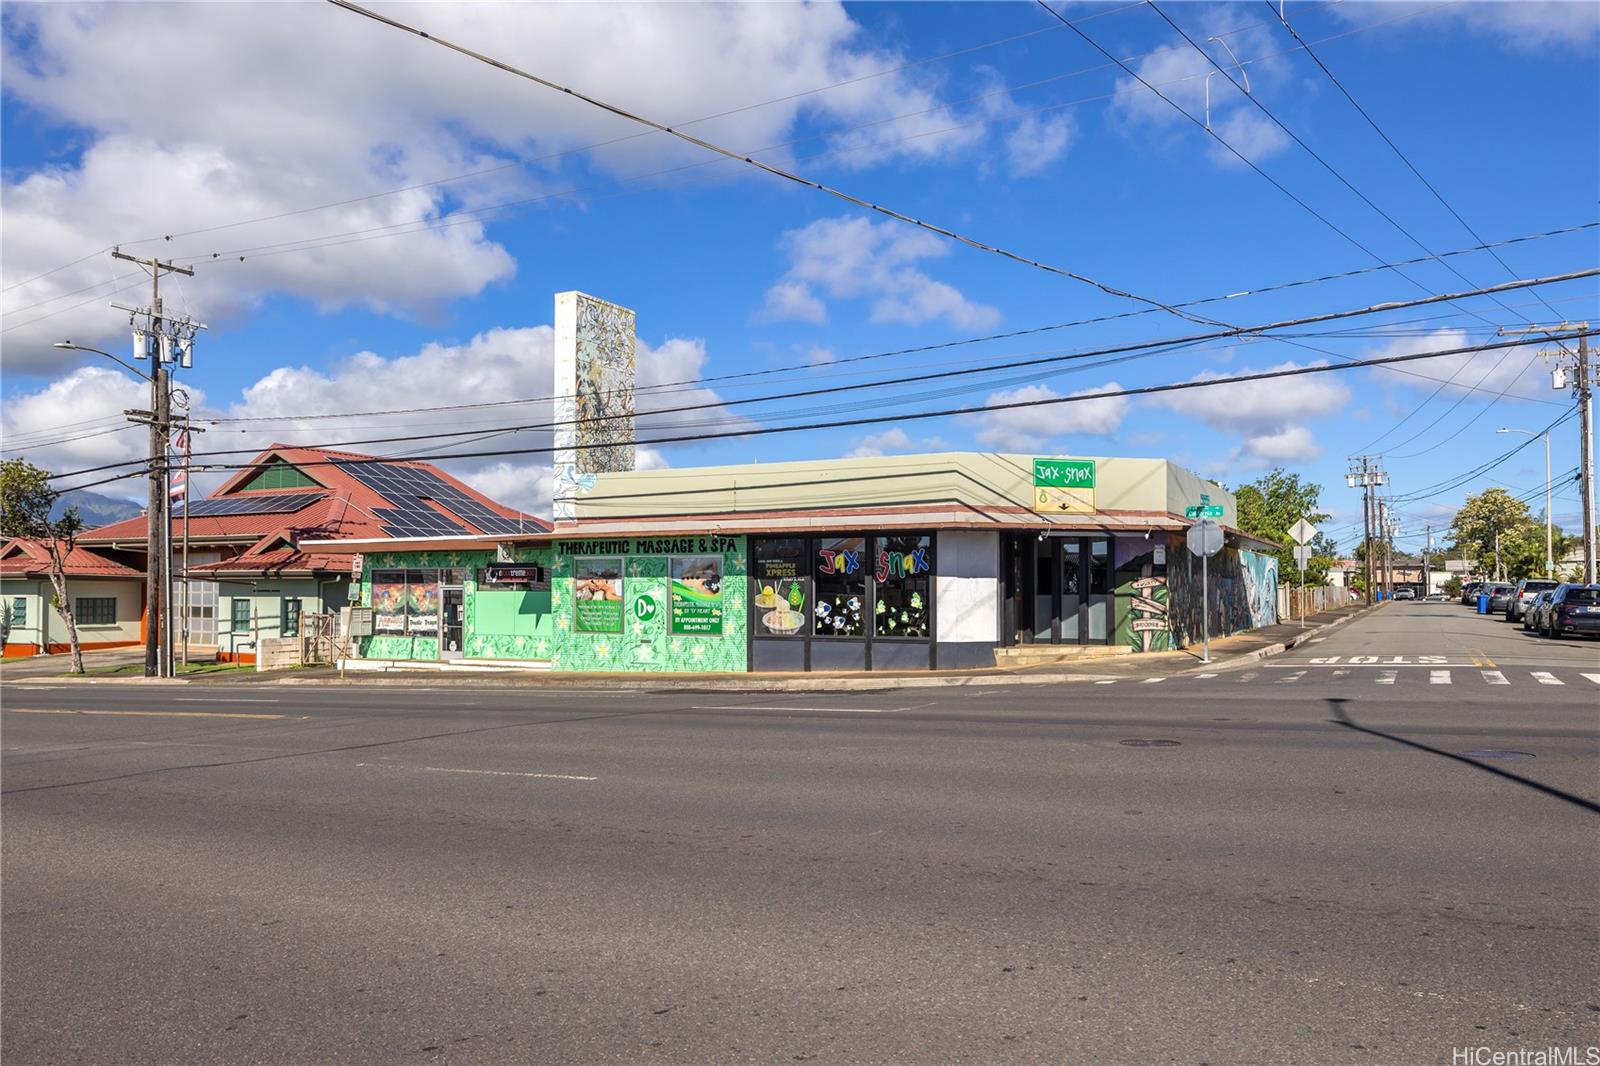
xmin=815 ymin=536 xmax=866 ymax=637
xmin=573 ymin=557 xmax=624 ymax=633
xmin=670 ymin=555 xmax=725 ymax=635
xmin=873 ymin=534 xmax=931 ymax=638
xmin=751 ymin=538 xmax=809 ymax=637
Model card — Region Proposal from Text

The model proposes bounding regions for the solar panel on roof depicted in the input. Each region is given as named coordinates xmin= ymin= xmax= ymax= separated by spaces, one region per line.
xmin=335 ymin=461 xmax=529 ymax=537
xmin=177 ymin=492 xmax=325 ymax=518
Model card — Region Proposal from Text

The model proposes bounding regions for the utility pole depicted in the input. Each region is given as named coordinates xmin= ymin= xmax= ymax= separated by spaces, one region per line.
xmin=1498 ymin=323 xmax=1596 ymax=584
xmin=1424 ymin=524 xmax=1432 ymax=595
xmin=1347 ymin=456 xmax=1386 ymax=604
xmin=110 ymin=248 xmax=196 ymax=678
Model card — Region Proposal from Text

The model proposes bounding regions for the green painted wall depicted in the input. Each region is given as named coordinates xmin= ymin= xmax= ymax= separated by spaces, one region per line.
xmin=358 ymin=547 xmax=556 ymax=662
xmin=356 ymin=538 xmax=748 ymax=671
xmin=549 ymin=535 xmax=747 ymax=673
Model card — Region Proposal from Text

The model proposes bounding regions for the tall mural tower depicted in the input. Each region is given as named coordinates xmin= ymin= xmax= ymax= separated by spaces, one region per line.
xmin=552 ymin=291 xmax=637 ymax=522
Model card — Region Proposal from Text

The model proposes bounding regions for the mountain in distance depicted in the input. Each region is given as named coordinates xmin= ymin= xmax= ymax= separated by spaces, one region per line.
xmin=51 ymin=488 xmax=144 ymax=528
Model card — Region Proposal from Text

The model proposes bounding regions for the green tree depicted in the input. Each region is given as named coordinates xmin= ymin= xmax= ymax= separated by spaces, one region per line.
xmin=1448 ymin=488 xmax=1531 ymax=580
xmin=0 ymin=459 xmax=87 ymax=673
xmin=1233 ymin=468 xmax=1335 ymax=584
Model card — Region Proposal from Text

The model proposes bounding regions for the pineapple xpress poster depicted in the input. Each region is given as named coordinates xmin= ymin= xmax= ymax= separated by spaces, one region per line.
xmin=670 ymin=555 xmax=724 ymax=635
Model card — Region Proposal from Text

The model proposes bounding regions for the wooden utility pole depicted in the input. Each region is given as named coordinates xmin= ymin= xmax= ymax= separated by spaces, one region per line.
xmin=112 ymin=249 xmax=192 ymax=678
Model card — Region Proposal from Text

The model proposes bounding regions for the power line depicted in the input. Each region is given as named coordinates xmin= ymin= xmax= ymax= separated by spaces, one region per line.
xmin=48 ymin=270 xmax=1596 ymax=480
xmin=1264 ymin=0 xmax=1570 ymax=326
xmin=194 ymin=227 xmax=1595 ymax=428
xmin=327 ymin=0 xmax=1222 ymax=327
xmin=48 ymin=329 xmax=1594 ymax=486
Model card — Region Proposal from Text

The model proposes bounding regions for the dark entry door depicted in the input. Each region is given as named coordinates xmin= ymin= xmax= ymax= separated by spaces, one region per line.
xmin=441 ymin=588 xmax=464 ymax=658
xmin=1034 ymin=535 xmax=1112 ymax=645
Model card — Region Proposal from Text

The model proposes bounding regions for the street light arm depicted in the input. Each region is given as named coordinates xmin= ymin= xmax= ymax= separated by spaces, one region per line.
xmin=53 ymin=340 xmax=154 ymax=384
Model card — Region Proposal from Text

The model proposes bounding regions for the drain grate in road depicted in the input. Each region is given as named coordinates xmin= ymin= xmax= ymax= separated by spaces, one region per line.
xmin=1120 ymin=739 xmax=1182 ymax=748
xmin=1459 ymin=749 xmax=1535 ymax=760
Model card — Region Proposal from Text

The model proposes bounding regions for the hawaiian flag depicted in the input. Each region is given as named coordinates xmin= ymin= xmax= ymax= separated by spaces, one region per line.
xmin=168 ymin=427 xmax=191 ymax=499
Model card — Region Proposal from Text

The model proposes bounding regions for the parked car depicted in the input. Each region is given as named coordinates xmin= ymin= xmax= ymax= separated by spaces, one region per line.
xmin=1541 ymin=583 xmax=1600 ymax=639
xmin=1484 ymin=583 xmax=1516 ymax=614
xmin=1393 ymin=587 xmax=1416 ymax=600
xmin=1460 ymin=581 xmax=1484 ymax=606
xmin=1523 ymin=589 xmax=1554 ymax=632
xmin=1506 ymin=578 xmax=1560 ymax=622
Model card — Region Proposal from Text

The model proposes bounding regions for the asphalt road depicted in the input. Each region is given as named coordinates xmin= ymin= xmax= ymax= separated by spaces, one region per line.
xmin=3 ymin=604 xmax=1597 ymax=1064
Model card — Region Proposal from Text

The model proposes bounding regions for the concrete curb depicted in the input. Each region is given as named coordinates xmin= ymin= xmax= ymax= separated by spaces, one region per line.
xmin=4 ymin=676 xmax=194 ymax=686
xmin=270 ymin=671 xmax=1122 ymax=692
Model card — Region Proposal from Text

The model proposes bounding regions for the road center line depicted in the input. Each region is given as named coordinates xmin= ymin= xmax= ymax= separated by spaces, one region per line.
xmin=689 ymin=704 xmax=902 ymax=713
xmin=6 ymin=708 xmax=292 ymax=720
xmin=356 ymin=762 xmax=595 ymax=781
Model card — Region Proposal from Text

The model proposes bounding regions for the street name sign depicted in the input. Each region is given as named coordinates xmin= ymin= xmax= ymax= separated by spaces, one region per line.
xmin=1184 ymin=505 xmax=1225 ymax=519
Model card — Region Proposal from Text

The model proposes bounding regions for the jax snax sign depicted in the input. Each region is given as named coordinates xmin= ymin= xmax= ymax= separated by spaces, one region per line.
xmin=1032 ymin=458 xmax=1096 ymax=514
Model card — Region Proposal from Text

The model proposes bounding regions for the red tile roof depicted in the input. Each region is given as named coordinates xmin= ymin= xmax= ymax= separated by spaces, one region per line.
xmin=0 ymin=538 xmax=144 ymax=579
xmin=81 ymin=445 xmax=546 ymax=571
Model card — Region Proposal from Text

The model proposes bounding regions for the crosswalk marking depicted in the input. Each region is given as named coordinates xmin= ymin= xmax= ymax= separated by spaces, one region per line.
xmin=1429 ymin=670 xmax=1451 ymax=685
xmin=1186 ymin=667 xmax=1592 ymax=688
xmin=1376 ymin=670 xmax=1397 ymax=685
xmin=1582 ymin=674 xmax=1600 ymax=686
xmin=1277 ymin=670 xmax=1306 ymax=684
xmin=1140 ymin=677 xmax=1165 ymax=685
xmin=1094 ymin=680 xmax=1117 ymax=685
xmin=1331 ymin=669 xmax=1350 ymax=680
xmin=1237 ymin=671 xmax=1258 ymax=683
xmin=1531 ymin=671 xmax=1564 ymax=686
xmin=1482 ymin=670 xmax=1509 ymax=685
xmin=1195 ymin=673 xmax=1217 ymax=679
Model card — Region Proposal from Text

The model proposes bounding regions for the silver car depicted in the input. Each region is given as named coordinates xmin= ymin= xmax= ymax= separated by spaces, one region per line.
xmin=1507 ymin=578 xmax=1560 ymax=622
xmin=1522 ymin=589 xmax=1554 ymax=632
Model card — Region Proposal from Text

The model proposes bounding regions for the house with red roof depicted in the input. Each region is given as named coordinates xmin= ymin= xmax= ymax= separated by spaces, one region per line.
xmin=77 ymin=444 xmax=546 ymax=662
xmin=0 ymin=538 xmax=145 ymax=657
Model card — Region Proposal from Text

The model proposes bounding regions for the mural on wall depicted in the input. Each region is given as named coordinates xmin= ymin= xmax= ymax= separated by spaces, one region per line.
xmin=1240 ymin=549 xmax=1279 ymax=628
xmin=1112 ymin=538 xmax=1170 ymax=652
xmin=1163 ymin=538 xmax=1280 ymax=647
xmin=550 ymin=536 xmax=747 ymax=673
xmin=552 ymin=292 xmax=636 ymax=521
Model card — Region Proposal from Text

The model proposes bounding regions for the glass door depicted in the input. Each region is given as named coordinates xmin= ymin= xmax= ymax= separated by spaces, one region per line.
xmin=440 ymin=587 xmax=464 ymax=659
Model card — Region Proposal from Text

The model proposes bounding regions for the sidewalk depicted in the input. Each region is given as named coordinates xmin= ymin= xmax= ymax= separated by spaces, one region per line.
xmin=5 ymin=604 xmax=1377 ymax=692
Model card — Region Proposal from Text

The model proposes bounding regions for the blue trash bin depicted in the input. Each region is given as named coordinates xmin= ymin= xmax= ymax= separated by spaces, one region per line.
xmin=1477 ymin=593 xmax=1489 ymax=614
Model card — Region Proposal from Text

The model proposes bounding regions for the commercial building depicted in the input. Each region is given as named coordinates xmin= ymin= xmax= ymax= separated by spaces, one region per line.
xmin=0 ymin=539 xmax=145 ymax=657
xmin=76 ymin=444 xmax=545 ymax=662
xmin=307 ymin=452 xmax=1281 ymax=673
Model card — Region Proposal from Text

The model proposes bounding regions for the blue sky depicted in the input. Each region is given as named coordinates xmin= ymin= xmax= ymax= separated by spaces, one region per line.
xmin=2 ymin=1 xmax=1596 ymax=556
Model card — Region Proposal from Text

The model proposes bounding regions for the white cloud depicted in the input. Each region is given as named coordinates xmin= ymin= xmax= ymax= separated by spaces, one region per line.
xmin=1 ymin=3 xmax=970 ymax=366
xmin=1330 ymin=1 xmax=1599 ymax=51
xmin=1365 ymin=328 xmax=1537 ymax=398
xmin=1005 ymin=112 xmax=1076 ymax=177
xmin=1 ymin=323 xmax=739 ymax=518
xmin=845 ymin=428 xmax=914 ymax=458
xmin=761 ymin=215 xmax=1000 ymax=329
xmin=1151 ymin=361 xmax=1349 ymax=433
xmin=1107 ymin=14 xmax=1292 ymax=166
xmin=757 ymin=281 xmax=828 ymax=325
xmin=1235 ymin=425 xmax=1321 ymax=466
xmin=970 ymin=381 xmax=1130 ymax=451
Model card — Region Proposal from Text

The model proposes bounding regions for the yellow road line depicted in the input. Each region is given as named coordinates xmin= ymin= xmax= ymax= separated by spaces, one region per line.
xmin=6 ymin=708 xmax=297 ymax=720
xmin=1469 ymin=648 xmax=1497 ymax=668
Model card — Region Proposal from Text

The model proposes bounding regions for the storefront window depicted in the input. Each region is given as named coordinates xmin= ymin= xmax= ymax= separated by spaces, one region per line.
xmin=751 ymin=538 xmax=809 ymax=637
xmin=372 ymin=570 xmax=439 ymax=634
xmin=873 ymin=534 xmax=932 ymax=638
xmin=573 ymin=557 xmax=625 ymax=633
xmin=815 ymin=536 xmax=867 ymax=637
xmin=670 ymin=555 xmax=726 ymax=635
